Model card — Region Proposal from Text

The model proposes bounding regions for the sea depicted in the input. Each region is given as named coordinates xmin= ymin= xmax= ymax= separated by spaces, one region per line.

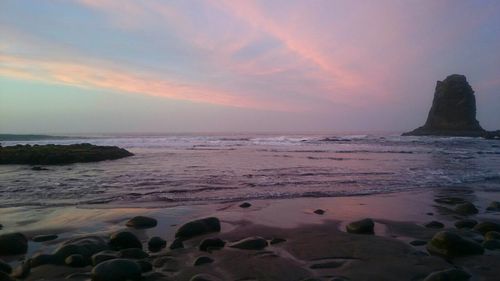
xmin=1 ymin=132 xmax=499 ymax=208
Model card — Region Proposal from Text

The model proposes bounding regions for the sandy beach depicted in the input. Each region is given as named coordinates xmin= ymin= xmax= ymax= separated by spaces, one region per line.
xmin=1 ymin=187 xmax=499 ymax=281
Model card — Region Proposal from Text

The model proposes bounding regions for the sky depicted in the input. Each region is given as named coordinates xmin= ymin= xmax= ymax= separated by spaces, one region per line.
xmin=1 ymin=0 xmax=499 ymax=134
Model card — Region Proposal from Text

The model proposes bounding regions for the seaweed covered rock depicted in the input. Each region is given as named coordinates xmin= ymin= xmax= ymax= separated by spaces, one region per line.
xmin=427 ymin=231 xmax=483 ymax=258
xmin=0 ymin=143 xmax=133 ymax=165
xmin=346 ymin=218 xmax=375 ymax=234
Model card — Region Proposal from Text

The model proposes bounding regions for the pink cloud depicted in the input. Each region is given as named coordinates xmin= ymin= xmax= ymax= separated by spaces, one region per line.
xmin=0 ymin=54 xmax=300 ymax=111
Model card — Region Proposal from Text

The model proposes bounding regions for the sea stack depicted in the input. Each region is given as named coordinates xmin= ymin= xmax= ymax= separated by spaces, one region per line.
xmin=403 ymin=74 xmax=486 ymax=137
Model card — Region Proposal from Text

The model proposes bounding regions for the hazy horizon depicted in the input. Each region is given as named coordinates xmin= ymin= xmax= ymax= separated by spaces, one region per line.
xmin=1 ymin=0 xmax=500 ymax=134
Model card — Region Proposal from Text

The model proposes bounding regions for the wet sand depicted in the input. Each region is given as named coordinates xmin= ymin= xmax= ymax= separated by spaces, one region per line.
xmin=1 ymin=187 xmax=499 ymax=281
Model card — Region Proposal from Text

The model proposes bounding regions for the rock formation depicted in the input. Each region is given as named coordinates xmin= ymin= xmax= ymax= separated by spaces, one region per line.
xmin=0 ymin=143 xmax=133 ymax=165
xmin=403 ymin=74 xmax=495 ymax=137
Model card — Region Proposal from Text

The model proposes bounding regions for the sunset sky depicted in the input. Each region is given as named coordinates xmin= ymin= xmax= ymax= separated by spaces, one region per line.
xmin=1 ymin=0 xmax=499 ymax=134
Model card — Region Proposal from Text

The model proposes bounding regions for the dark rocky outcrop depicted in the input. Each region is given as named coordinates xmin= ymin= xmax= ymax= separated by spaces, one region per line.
xmin=0 ymin=143 xmax=133 ymax=165
xmin=403 ymin=74 xmax=498 ymax=137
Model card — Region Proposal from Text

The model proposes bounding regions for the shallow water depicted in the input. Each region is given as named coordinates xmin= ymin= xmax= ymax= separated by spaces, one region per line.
xmin=1 ymin=133 xmax=499 ymax=208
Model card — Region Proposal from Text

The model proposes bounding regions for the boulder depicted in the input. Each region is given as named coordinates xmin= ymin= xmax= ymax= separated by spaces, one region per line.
xmin=199 ymin=238 xmax=225 ymax=252
xmin=454 ymin=202 xmax=478 ymax=215
xmin=148 ymin=237 xmax=166 ymax=252
xmin=0 ymin=232 xmax=28 ymax=256
xmin=175 ymin=217 xmax=221 ymax=240
xmin=52 ymin=235 xmax=108 ymax=263
xmin=473 ymin=222 xmax=500 ymax=235
xmin=427 ymin=231 xmax=484 ymax=258
xmin=109 ymin=231 xmax=142 ymax=250
xmin=126 ymin=216 xmax=157 ymax=229
xmin=91 ymin=259 xmax=142 ymax=281
xmin=403 ymin=74 xmax=487 ymax=137
xmin=346 ymin=218 xmax=375 ymax=234
xmin=454 ymin=219 xmax=477 ymax=229
xmin=229 ymin=237 xmax=268 ymax=250
xmin=423 ymin=268 xmax=471 ymax=281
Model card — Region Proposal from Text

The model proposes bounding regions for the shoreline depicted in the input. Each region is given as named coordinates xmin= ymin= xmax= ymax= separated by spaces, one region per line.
xmin=1 ymin=187 xmax=499 ymax=280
